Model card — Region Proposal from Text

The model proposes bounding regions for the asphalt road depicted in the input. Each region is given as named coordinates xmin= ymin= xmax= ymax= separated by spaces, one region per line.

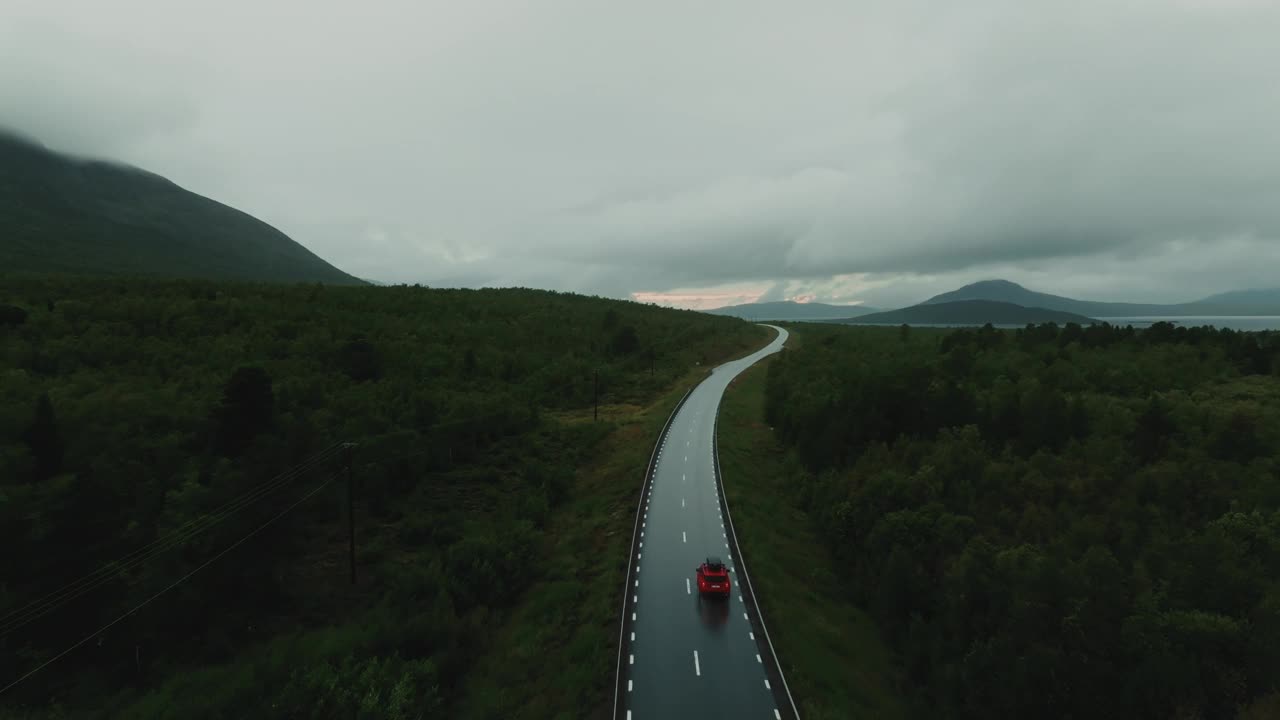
xmin=618 ymin=325 xmax=795 ymax=720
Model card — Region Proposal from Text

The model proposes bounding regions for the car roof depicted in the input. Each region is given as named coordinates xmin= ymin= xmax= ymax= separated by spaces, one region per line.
xmin=705 ymin=556 xmax=724 ymax=568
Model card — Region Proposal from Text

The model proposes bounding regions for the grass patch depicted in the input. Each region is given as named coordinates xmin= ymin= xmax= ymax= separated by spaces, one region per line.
xmin=718 ymin=350 xmax=906 ymax=720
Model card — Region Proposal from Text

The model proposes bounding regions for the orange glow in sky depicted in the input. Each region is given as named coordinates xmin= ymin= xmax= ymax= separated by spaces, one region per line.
xmin=630 ymin=289 xmax=766 ymax=310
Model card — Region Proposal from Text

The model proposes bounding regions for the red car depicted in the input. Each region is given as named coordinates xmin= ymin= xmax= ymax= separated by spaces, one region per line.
xmin=695 ymin=556 xmax=731 ymax=596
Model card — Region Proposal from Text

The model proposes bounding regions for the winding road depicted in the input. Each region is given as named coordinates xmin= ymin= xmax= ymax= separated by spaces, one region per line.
xmin=614 ymin=325 xmax=798 ymax=720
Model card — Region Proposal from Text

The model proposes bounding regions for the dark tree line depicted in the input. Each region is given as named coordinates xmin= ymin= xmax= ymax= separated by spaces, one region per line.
xmin=0 ymin=274 xmax=766 ymax=717
xmin=765 ymin=321 xmax=1280 ymax=720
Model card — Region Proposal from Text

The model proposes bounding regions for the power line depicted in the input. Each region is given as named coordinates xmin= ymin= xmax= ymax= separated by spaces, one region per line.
xmin=0 ymin=444 xmax=343 ymax=637
xmin=0 ymin=472 xmax=339 ymax=697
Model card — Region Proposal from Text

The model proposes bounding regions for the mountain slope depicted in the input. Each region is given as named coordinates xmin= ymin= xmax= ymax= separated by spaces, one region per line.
xmin=705 ymin=300 xmax=880 ymax=321
xmin=1191 ymin=288 xmax=1280 ymax=313
xmin=924 ymin=280 xmax=1280 ymax=316
xmin=844 ymin=299 xmax=1097 ymax=326
xmin=0 ymin=130 xmax=363 ymax=284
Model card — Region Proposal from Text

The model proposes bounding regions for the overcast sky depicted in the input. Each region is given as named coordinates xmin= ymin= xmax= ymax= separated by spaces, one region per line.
xmin=4 ymin=0 xmax=1279 ymax=309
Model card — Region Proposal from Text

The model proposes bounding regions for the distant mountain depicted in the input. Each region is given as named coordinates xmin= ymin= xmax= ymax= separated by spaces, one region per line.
xmin=923 ymin=280 xmax=1280 ymax=317
xmin=843 ymin=299 xmax=1098 ymax=326
xmin=705 ymin=300 xmax=880 ymax=321
xmin=1190 ymin=288 xmax=1280 ymax=314
xmin=0 ymin=130 xmax=363 ymax=285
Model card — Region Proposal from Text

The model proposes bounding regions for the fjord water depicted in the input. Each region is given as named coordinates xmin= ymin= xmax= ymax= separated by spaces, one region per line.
xmin=1098 ymin=317 xmax=1280 ymax=331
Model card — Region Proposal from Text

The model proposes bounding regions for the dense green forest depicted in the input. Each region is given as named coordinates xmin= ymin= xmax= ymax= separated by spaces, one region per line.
xmin=765 ymin=321 xmax=1280 ymax=719
xmin=0 ymin=273 xmax=767 ymax=718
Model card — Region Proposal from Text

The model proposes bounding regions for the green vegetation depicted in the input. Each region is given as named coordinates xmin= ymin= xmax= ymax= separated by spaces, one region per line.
xmin=0 ymin=131 xmax=362 ymax=284
xmin=718 ymin=345 xmax=904 ymax=720
xmin=846 ymin=299 xmax=1097 ymax=326
xmin=0 ymin=273 xmax=768 ymax=718
xmin=764 ymin=321 xmax=1280 ymax=719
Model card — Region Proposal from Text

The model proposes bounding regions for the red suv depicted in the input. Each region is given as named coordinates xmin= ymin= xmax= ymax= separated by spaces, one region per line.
xmin=695 ymin=557 xmax=731 ymax=596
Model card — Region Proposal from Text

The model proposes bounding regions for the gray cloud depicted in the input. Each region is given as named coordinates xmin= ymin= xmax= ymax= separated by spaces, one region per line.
xmin=3 ymin=0 xmax=1279 ymax=306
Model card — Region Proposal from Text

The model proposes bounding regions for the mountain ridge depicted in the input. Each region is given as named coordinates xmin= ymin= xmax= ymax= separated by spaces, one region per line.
xmin=0 ymin=130 xmax=364 ymax=285
xmin=704 ymin=300 xmax=880 ymax=321
xmin=841 ymin=299 xmax=1098 ymax=326
xmin=923 ymin=279 xmax=1280 ymax=316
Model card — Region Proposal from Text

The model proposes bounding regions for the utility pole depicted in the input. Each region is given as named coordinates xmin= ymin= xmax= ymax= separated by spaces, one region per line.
xmin=344 ymin=442 xmax=357 ymax=586
xmin=593 ymin=368 xmax=599 ymax=421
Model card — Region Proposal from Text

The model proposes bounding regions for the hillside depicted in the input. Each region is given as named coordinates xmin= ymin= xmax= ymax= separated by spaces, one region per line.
xmin=0 ymin=130 xmax=362 ymax=284
xmin=924 ymin=279 xmax=1280 ymax=317
xmin=0 ymin=274 xmax=769 ymax=717
xmin=843 ymin=299 xmax=1097 ymax=326
xmin=705 ymin=300 xmax=880 ymax=321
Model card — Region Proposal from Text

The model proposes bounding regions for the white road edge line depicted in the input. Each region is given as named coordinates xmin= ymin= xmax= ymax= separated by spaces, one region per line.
xmin=694 ymin=650 xmax=701 ymax=677
xmin=708 ymin=336 xmax=803 ymax=720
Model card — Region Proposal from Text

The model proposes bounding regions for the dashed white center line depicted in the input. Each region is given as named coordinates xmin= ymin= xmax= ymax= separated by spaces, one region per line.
xmin=632 ymin=612 xmax=636 ymax=621
xmin=631 ymin=632 xmax=635 ymax=641
xmin=682 ymin=498 xmax=685 ymax=508
xmin=634 ymin=595 xmax=637 ymax=602
xmin=686 ymin=578 xmax=691 ymax=594
xmin=628 ymin=680 xmax=633 ymax=692
xmin=775 ymin=710 xmax=782 ymax=720
xmin=756 ymin=653 xmax=763 ymax=663
xmin=750 ymin=631 xmax=755 ymax=640
xmin=765 ymin=679 xmax=771 ymax=689
xmin=683 ymin=531 xmax=687 ymax=543
xmin=639 ymin=542 xmax=643 ymax=548
xmin=693 ymin=651 xmax=701 ymax=676
xmin=629 ymin=654 xmax=634 ymax=665
xmin=744 ymin=612 xmax=749 ymax=620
